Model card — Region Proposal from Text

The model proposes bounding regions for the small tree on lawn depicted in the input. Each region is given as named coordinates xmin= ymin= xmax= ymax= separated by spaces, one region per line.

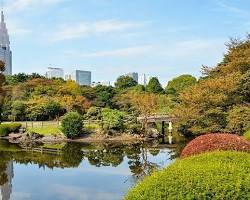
xmin=61 ymin=112 xmax=83 ymax=138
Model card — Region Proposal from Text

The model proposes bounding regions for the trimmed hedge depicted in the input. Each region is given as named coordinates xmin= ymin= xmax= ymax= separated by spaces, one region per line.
xmin=0 ymin=123 xmax=22 ymax=137
xmin=181 ymin=133 xmax=250 ymax=158
xmin=125 ymin=151 xmax=250 ymax=200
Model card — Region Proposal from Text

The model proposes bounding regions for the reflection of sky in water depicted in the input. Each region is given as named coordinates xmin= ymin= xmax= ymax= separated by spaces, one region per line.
xmin=10 ymin=148 xmax=174 ymax=200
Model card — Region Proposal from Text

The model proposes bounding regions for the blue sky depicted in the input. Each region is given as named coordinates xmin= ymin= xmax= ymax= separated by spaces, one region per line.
xmin=4 ymin=0 xmax=250 ymax=85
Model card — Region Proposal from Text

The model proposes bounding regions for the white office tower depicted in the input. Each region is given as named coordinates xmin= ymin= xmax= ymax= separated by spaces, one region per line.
xmin=71 ymin=70 xmax=91 ymax=86
xmin=139 ymin=74 xmax=147 ymax=86
xmin=45 ymin=67 xmax=64 ymax=79
xmin=0 ymin=11 xmax=12 ymax=75
xmin=0 ymin=161 xmax=13 ymax=200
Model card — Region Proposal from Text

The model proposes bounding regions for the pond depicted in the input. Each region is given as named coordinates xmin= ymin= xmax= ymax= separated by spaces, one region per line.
xmin=0 ymin=140 xmax=184 ymax=200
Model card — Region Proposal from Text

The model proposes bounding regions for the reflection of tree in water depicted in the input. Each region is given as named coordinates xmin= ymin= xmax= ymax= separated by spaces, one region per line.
xmin=83 ymin=144 xmax=124 ymax=167
xmin=62 ymin=142 xmax=83 ymax=167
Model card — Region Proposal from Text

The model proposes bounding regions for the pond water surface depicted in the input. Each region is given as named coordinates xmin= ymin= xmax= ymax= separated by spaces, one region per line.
xmin=0 ymin=140 xmax=182 ymax=200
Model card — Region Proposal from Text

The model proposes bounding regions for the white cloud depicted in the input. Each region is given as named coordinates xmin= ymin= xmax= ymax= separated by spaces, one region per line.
xmin=215 ymin=0 xmax=250 ymax=17
xmin=66 ymin=45 xmax=154 ymax=58
xmin=4 ymin=0 xmax=63 ymax=12
xmin=8 ymin=20 xmax=31 ymax=36
xmin=65 ymin=39 xmax=226 ymax=60
xmin=49 ymin=20 xmax=144 ymax=42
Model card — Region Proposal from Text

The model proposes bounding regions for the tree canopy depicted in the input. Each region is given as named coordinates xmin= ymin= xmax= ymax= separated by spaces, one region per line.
xmin=146 ymin=77 xmax=163 ymax=94
xmin=115 ymin=75 xmax=137 ymax=89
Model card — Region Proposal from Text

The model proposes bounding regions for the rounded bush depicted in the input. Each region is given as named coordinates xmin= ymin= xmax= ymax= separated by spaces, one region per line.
xmin=181 ymin=133 xmax=250 ymax=158
xmin=61 ymin=112 xmax=83 ymax=138
xmin=125 ymin=151 xmax=250 ymax=200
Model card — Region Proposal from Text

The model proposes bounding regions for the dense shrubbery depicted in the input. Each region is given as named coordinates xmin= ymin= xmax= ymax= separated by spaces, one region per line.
xmin=0 ymin=123 xmax=22 ymax=137
xmin=125 ymin=151 xmax=250 ymax=200
xmin=61 ymin=112 xmax=83 ymax=138
xmin=181 ymin=133 xmax=250 ymax=158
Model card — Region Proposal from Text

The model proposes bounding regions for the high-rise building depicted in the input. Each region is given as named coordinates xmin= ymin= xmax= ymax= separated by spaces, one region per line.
xmin=45 ymin=67 xmax=64 ymax=79
xmin=71 ymin=70 xmax=91 ymax=86
xmin=126 ymin=72 xmax=138 ymax=83
xmin=0 ymin=11 xmax=12 ymax=75
xmin=0 ymin=161 xmax=13 ymax=200
xmin=139 ymin=73 xmax=147 ymax=86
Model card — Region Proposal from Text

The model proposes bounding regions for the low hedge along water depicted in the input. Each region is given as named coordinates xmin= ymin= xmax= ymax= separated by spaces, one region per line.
xmin=125 ymin=151 xmax=250 ymax=200
xmin=0 ymin=123 xmax=22 ymax=137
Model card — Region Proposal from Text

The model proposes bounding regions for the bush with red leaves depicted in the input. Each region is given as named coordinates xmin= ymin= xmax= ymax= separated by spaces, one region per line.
xmin=181 ymin=133 xmax=250 ymax=158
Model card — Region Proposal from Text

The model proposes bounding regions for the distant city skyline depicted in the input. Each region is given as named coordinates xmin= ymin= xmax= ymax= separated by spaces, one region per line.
xmin=2 ymin=0 xmax=250 ymax=85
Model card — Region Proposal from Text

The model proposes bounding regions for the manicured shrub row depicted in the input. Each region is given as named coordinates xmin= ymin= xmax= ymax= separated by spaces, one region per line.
xmin=125 ymin=151 xmax=250 ymax=200
xmin=181 ymin=133 xmax=250 ymax=158
xmin=0 ymin=123 xmax=22 ymax=137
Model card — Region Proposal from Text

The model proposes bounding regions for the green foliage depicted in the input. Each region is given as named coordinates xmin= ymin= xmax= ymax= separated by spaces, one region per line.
xmin=94 ymin=85 xmax=115 ymax=108
xmin=125 ymin=151 xmax=250 ymax=200
xmin=61 ymin=112 xmax=83 ymax=138
xmin=244 ymin=130 xmax=250 ymax=141
xmin=101 ymin=108 xmax=125 ymax=134
xmin=115 ymin=75 xmax=137 ymax=89
xmin=85 ymin=106 xmax=101 ymax=120
xmin=0 ymin=123 xmax=22 ymax=137
xmin=226 ymin=105 xmax=250 ymax=134
xmin=10 ymin=101 xmax=26 ymax=121
xmin=165 ymin=74 xmax=197 ymax=97
xmin=146 ymin=77 xmax=163 ymax=94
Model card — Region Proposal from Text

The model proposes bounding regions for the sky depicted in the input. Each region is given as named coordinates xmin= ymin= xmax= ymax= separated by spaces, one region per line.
xmin=3 ymin=0 xmax=250 ymax=85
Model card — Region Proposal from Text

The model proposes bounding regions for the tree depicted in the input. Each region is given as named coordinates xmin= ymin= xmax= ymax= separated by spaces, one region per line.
xmin=0 ymin=61 xmax=5 ymax=122
xmin=61 ymin=112 xmax=83 ymax=138
xmin=10 ymin=101 xmax=26 ymax=121
xmin=146 ymin=77 xmax=163 ymax=94
xmin=165 ymin=75 xmax=197 ymax=97
xmin=125 ymin=92 xmax=161 ymax=136
xmin=94 ymin=85 xmax=115 ymax=108
xmin=115 ymin=75 xmax=137 ymax=89
xmin=101 ymin=108 xmax=125 ymax=134
xmin=226 ymin=105 xmax=250 ymax=134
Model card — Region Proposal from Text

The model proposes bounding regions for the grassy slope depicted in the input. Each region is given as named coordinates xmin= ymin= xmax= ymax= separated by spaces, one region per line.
xmin=28 ymin=125 xmax=62 ymax=136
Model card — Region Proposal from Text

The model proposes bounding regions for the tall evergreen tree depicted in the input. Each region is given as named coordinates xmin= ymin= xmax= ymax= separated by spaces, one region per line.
xmin=146 ymin=77 xmax=163 ymax=94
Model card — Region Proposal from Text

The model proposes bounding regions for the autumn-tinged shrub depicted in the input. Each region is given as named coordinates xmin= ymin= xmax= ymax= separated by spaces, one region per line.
xmin=181 ymin=133 xmax=250 ymax=158
xmin=125 ymin=151 xmax=250 ymax=200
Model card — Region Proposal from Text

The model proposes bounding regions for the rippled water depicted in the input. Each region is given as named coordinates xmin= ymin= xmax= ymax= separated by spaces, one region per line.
xmin=0 ymin=140 xmax=181 ymax=200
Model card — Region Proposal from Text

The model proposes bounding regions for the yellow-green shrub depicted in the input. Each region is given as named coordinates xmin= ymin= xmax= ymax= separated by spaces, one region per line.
xmin=125 ymin=151 xmax=250 ymax=200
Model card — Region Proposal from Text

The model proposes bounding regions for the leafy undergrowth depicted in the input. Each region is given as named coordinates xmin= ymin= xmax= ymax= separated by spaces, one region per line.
xmin=181 ymin=133 xmax=250 ymax=158
xmin=125 ymin=151 xmax=250 ymax=200
xmin=244 ymin=130 xmax=250 ymax=141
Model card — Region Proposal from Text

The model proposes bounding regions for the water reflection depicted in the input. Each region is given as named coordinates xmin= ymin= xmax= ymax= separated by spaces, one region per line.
xmin=0 ymin=140 xmax=179 ymax=200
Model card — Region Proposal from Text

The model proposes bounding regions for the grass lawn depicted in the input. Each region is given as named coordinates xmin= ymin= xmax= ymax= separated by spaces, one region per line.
xmin=244 ymin=130 xmax=250 ymax=141
xmin=28 ymin=125 xmax=63 ymax=136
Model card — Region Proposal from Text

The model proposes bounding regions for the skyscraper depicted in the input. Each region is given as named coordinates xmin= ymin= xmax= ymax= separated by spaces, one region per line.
xmin=126 ymin=72 xmax=138 ymax=83
xmin=71 ymin=70 xmax=91 ymax=86
xmin=45 ymin=67 xmax=64 ymax=79
xmin=0 ymin=161 xmax=13 ymax=200
xmin=139 ymin=73 xmax=147 ymax=86
xmin=0 ymin=11 xmax=12 ymax=75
